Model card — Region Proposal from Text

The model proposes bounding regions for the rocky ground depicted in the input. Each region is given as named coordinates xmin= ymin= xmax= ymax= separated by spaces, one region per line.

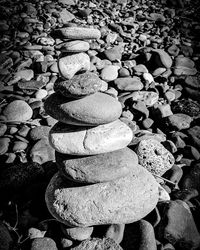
xmin=0 ymin=0 xmax=200 ymax=249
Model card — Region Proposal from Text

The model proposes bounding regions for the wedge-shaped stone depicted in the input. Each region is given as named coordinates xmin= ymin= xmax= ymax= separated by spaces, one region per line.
xmin=45 ymin=168 xmax=159 ymax=227
xmin=49 ymin=120 xmax=133 ymax=155
xmin=56 ymin=147 xmax=138 ymax=183
xmin=58 ymin=53 xmax=90 ymax=79
xmin=44 ymin=92 xmax=122 ymax=126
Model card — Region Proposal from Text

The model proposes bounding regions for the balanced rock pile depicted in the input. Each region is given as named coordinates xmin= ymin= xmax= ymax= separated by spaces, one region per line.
xmin=44 ymin=26 xmax=159 ymax=248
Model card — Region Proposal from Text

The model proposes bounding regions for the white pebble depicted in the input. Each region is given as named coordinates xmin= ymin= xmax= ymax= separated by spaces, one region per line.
xmin=35 ymin=89 xmax=48 ymax=99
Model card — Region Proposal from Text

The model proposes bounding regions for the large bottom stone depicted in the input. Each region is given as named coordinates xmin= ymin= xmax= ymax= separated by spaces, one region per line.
xmin=55 ymin=147 xmax=138 ymax=183
xmin=45 ymin=166 xmax=158 ymax=227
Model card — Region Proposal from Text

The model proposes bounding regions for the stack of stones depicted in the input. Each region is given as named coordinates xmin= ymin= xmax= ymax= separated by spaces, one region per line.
xmin=44 ymin=26 xmax=159 ymax=246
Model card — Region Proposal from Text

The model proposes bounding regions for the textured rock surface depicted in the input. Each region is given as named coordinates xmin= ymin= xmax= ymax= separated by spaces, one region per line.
xmin=167 ymin=113 xmax=193 ymax=130
xmin=0 ymin=221 xmax=13 ymax=250
xmin=49 ymin=120 xmax=133 ymax=155
xmin=130 ymin=91 xmax=159 ymax=107
xmin=45 ymin=168 xmax=158 ymax=227
xmin=136 ymin=138 xmax=175 ymax=176
xmin=54 ymin=72 xmax=106 ymax=98
xmin=56 ymin=147 xmax=138 ymax=183
xmin=44 ymin=92 xmax=122 ymax=126
xmin=71 ymin=237 xmax=123 ymax=250
xmin=30 ymin=237 xmax=58 ymax=250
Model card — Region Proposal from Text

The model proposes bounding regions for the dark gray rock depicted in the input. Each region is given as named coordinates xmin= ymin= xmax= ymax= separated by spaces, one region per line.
xmin=157 ymin=200 xmax=200 ymax=249
xmin=0 ymin=221 xmax=13 ymax=250
xmin=56 ymin=147 xmax=138 ymax=183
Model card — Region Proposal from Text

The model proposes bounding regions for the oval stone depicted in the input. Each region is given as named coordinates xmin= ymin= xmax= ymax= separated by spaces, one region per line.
xmin=49 ymin=120 xmax=133 ymax=155
xmin=152 ymin=49 xmax=172 ymax=68
xmin=45 ymin=168 xmax=159 ymax=227
xmin=54 ymin=72 xmax=106 ymax=98
xmin=58 ymin=53 xmax=90 ymax=79
xmin=44 ymin=92 xmax=122 ymax=126
xmin=114 ymin=77 xmax=144 ymax=91
xmin=3 ymin=100 xmax=33 ymax=122
xmin=56 ymin=147 xmax=138 ymax=183
xmin=58 ymin=27 xmax=101 ymax=40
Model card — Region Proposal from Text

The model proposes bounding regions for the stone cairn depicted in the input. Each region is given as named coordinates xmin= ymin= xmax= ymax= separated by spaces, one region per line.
xmin=44 ymin=26 xmax=159 ymax=248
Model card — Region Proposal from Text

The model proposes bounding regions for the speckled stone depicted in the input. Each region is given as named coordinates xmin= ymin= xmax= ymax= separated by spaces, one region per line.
xmin=71 ymin=238 xmax=123 ymax=250
xmin=54 ymin=72 xmax=107 ymax=98
xmin=136 ymin=138 xmax=175 ymax=176
xmin=167 ymin=114 xmax=193 ymax=130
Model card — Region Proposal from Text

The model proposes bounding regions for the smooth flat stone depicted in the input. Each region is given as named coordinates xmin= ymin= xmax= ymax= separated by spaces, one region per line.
xmin=58 ymin=40 xmax=90 ymax=52
xmin=152 ymin=49 xmax=172 ymax=68
xmin=56 ymin=147 xmax=138 ymax=183
xmin=58 ymin=27 xmax=101 ymax=40
xmin=54 ymin=72 xmax=107 ymax=98
xmin=58 ymin=53 xmax=90 ymax=79
xmin=114 ymin=77 xmax=144 ymax=91
xmin=100 ymin=65 xmax=120 ymax=82
xmin=174 ymin=67 xmax=197 ymax=76
xmin=44 ymin=92 xmax=122 ymax=126
xmin=104 ymin=45 xmax=124 ymax=61
xmin=45 ymin=167 xmax=159 ymax=227
xmin=49 ymin=120 xmax=133 ymax=155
